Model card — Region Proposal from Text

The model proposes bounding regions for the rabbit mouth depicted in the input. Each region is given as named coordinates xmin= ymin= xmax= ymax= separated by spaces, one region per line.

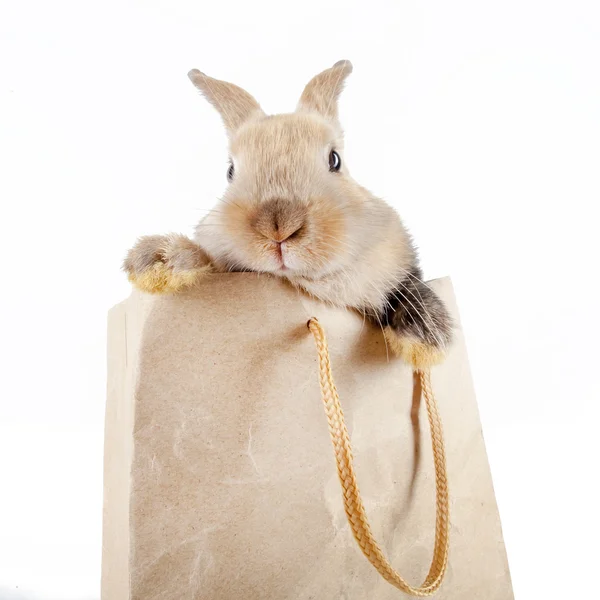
xmin=273 ymin=240 xmax=291 ymax=271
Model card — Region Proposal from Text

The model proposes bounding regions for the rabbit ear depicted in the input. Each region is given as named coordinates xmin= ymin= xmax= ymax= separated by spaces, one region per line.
xmin=297 ymin=60 xmax=353 ymax=121
xmin=188 ymin=69 xmax=265 ymax=133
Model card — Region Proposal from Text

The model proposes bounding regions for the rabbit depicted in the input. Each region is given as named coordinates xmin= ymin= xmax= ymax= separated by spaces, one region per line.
xmin=123 ymin=60 xmax=453 ymax=368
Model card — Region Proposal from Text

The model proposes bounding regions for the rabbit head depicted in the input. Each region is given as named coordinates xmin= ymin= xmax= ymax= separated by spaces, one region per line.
xmin=188 ymin=61 xmax=411 ymax=287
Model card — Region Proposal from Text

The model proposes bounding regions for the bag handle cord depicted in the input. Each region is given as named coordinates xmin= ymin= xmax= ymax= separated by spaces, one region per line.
xmin=308 ymin=318 xmax=450 ymax=597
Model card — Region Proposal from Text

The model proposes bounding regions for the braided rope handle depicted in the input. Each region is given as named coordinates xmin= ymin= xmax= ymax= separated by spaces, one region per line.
xmin=308 ymin=318 xmax=450 ymax=596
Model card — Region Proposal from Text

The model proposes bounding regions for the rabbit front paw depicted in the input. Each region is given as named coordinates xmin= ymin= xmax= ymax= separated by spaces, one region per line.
xmin=383 ymin=330 xmax=447 ymax=369
xmin=380 ymin=275 xmax=453 ymax=369
xmin=123 ymin=234 xmax=211 ymax=294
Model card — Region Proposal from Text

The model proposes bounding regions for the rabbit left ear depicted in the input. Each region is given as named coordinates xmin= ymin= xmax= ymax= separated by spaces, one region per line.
xmin=296 ymin=60 xmax=353 ymax=121
xmin=188 ymin=69 xmax=265 ymax=134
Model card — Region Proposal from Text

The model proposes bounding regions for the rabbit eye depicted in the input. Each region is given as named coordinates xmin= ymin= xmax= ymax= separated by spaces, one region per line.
xmin=227 ymin=162 xmax=235 ymax=182
xmin=329 ymin=150 xmax=341 ymax=172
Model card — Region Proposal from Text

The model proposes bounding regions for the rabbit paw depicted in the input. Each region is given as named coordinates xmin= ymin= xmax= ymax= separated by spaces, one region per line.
xmin=123 ymin=234 xmax=211 ymax=294
xmin=383 ymin=329 xmax=447 ymax=369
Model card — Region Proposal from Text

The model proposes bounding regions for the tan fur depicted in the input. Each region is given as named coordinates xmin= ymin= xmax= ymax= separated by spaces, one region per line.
xmin=124 ymin=62 xmax=429 ymax=361
xmin=128 ymin=262 xmax=210 ymax=294
xmin=189 ymin=64 xmax=415 ymax=316
xmin=297 ymin=60 xmax=353 ymax=121
xmin=123 ymin=234 xmax=211 ymax=294
xmin=188 ymin=70 xmax=264 ymax=134
xmin=383 ymin=328 xmax=447 ymax=368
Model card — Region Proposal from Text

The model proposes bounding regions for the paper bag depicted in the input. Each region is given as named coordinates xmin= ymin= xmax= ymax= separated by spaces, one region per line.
xmin=102 ymin=275 xmax=513 ymax=599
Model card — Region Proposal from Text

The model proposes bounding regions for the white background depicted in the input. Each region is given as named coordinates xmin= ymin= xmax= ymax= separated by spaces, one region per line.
xmin=1 ymin=1 xmax=599 ymax=598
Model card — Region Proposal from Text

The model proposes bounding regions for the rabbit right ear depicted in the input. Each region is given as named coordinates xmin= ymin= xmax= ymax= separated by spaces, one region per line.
xmin=297 ymin=60 xmax=353 ymax=122
xmin=188 ymin=69 xmax=265 ymax=134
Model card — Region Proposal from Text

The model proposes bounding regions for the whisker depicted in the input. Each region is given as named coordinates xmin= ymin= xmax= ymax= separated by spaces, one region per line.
xmin=396 ymin=266 xmax=436 ymax=293
xmin=387 ymin=286 xmax=445 ymax=349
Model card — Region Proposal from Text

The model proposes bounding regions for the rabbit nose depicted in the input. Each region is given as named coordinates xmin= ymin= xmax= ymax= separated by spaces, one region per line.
xmin=272 ymin=222 xmax=304 ymax=243
xmin=253 ymin=198 xmax=307 ymax=242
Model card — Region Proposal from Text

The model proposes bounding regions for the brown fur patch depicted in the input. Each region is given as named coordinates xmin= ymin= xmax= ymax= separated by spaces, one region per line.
xmin=251 ymin=198 xmax=307 ymax=242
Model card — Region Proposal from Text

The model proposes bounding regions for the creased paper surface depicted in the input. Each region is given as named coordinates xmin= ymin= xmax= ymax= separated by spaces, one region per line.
xmin=102 ymin=275 xmax=513 ymax=600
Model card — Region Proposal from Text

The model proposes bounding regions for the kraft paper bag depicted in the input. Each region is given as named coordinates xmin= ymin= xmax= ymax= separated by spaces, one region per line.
xmin=102 ymin=274 xmax=513 ymax=599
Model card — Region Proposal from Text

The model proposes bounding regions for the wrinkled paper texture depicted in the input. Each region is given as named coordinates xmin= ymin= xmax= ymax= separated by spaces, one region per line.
xmin=103 ymin=275 xmax=513 ymax=599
